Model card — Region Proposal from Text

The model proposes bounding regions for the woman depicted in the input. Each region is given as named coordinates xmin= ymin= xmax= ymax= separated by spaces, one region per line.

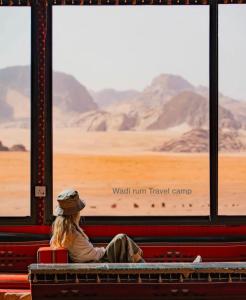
xmin=50 ymin=189 xmax=145 ymax=263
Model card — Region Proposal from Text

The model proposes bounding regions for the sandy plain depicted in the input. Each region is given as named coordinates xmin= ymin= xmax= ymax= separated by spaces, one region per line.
xmin=0 ymin=128 xmax=246 ymax=216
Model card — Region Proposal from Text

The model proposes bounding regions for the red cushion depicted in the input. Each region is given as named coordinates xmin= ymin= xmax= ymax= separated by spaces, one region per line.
xmin=0 ymin=274 xmax=29 ymax=289
xmin=37 ymin=247 xmax=68 ymax=263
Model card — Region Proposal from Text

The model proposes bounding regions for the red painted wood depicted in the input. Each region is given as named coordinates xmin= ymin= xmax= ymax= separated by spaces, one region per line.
xmin=31 ymin=282 xmax=246 ymax=300
xmin=1 ymin=224 xmax=246 ymax=238
xmin=1 ymin=224 xmax=246 ymax=273
xmin=1 ymin=241 xmax=246 ymax=273
xmin=0 ymin=242 xmax=48 ymax=273
xmin=0 ymin=274 xmax=29 ymax=289
xmin=141 ymin=243 xmax=246 ymax=262
xmin=36 ymin=243 xmax=246 ymax=263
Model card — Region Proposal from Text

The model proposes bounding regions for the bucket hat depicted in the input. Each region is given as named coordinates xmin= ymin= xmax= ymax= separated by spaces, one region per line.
xmin=55 ymin=189 xmax=86 ymax=216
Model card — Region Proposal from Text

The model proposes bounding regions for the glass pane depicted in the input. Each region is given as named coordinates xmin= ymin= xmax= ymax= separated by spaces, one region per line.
xmin=53 ymin=6 xmax=209 ymax=216
xmin=218 ymin=5 xmax=246 ymax=215
xmin=0 ymin=8 xmax=31 ymax=216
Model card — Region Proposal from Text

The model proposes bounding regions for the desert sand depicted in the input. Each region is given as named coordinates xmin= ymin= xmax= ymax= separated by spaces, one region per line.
xmin=0 ymin=128 xmax=246 ymax=216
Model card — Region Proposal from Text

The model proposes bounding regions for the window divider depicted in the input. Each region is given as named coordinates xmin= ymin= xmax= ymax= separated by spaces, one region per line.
xmin=209 ymin=0 xmax=219 ymax=223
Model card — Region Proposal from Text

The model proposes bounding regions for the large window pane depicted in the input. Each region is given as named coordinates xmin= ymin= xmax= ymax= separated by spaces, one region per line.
xmin=218 ymin=5 xmax=246 ymax=215
xmin=53 ymin=6 xmax=209 ymax=216
xmin=0 ymin=8 xmax=31 ymax=216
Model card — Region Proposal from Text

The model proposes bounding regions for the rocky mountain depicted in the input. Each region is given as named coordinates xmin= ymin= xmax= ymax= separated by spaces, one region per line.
xmin=69 ymin=90 xmax=241 ymax=131
xmin=147 ymin=91 xmax=241 ymax=130
xmin=0 ymin=141 xmax=9 ymax=151
xmin=193 ymin=86 xmax=246 ymax=129
xmin=90 ymin=89 xmax=139 ymax=108
xmin=135 ymin=73 xmax=194 ymax=107
xmin=103 ymin=74 xmax=195 ymax=117
xmin=0 ymin=66 xmax=97 ymax=127
xmin=219 ymin=96 xmax=246 ymax=129
xmin=53 ymin=71 xmax=97 ymax=113
xmin=2 ymin=67 xmax=246 ymax=152
xmin=154 ymin=128 xmax=209 ymax=152
xmin=70 ymin=110 xmax=137 ymax=131
xmin=1 ymin=66 xmax=246 ymax=133
xmin=9 ymin=144 xmax=27 ymax=151
xmin=102 ymin=75 xmax=246 ymax=131
xmin=0 ymin=141 xmax=26 ymax=152
xmin=154 ymin=128 xmax=246 ymax=153
xmin=219 ymin=130 xmax=246 ymax=152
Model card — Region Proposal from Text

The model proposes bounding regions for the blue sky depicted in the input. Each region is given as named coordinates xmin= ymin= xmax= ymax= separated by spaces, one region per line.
xmin=0 ymin=5 xmax=246 ymax=100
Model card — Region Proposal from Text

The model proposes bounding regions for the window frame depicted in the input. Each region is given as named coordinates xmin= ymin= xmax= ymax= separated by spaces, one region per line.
xmin=1 ymin=0 xmax=246 ymax=225
xmin=50 ymin=1 xmax=215 ymax=225
xmin=0 ymin=4 xmax=35 ymax=225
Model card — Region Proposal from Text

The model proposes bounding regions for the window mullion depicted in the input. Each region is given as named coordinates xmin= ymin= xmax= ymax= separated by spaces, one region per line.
xmin=209 ymin=0 xmax=219 ymax=222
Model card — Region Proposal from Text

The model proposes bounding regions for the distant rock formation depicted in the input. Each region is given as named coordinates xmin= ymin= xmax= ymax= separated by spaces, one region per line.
xmin=0 ymin=66 xmax=98 ymax=128
xmin=154 ymin=128 xmax=209 ymax=152
xmin=219 ymin=130 xmax=246 ymax=152
xmin=147 ymin=91 xmax=241 ymax=131
xmin=219 ymin=96 xmax=246 ymax=129
xmin=90 ymin=88 xmax=139 ymax=108
xmin=10 ymin=144 xmax=26 ymax=152
xmin=53 ymin=71 xmax=97 ymax=113
xmin=154 ymin=128 xmax=246 ymax=153
xmin=70 ymin=110 xmax=137 ymax=131
xmin=0 ymin=141 xmax=9 ymax=151
xmin=1 ymin=67 xmax=246 ymax=133
xmin=0 ymin=141 xmax=27 ymax=152
xmin=71 ymin=90 xmax=241 ymax=132
xmin=135 ymin=73 xmax=194 ymax=106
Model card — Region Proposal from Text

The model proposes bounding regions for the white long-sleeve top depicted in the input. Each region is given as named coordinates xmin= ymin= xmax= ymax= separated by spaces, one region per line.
xmin=67 ymin=229 xmax=106 ymax=263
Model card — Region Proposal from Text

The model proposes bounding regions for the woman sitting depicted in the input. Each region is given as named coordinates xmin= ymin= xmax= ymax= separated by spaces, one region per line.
xmin=50 ymin=189 xmax=145 ymax=263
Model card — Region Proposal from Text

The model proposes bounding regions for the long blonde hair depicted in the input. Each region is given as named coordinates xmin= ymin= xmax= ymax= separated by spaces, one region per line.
xmin=51 ymin=212 xmax=80 ymax=248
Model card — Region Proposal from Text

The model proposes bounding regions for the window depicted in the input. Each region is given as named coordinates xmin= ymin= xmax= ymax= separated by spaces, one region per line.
xmin=1 ymin=1 xmax=245 ymax=224
xmin=218 ymin=4 xmax=246 ymax=216
xmin=53 ymin=6 xmax=209 ymax=216
xmin=0 ymin=7 xmax=31 ymax=217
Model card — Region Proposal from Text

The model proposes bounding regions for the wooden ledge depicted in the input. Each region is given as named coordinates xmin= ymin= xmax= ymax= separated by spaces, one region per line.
xmin=29 ymin=262 xmax=246 ymax=274
xmin=29 ymin=262 xmax=246 ymax=285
